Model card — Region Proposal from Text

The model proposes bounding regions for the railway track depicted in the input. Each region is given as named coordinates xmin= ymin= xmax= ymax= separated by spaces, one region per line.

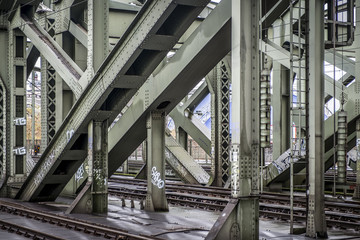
xmin=0 ymin=218 xmax=66 ymax=240
xmin=0 ymin=200 xmax=160 ymax=240
xmin=109 ymin=177 xmax=360 ymax=231
xmin=110 ymin=176 xmax=360 ymax=210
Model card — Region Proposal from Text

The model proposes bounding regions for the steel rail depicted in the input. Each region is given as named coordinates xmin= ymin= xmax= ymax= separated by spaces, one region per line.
xmin=108 ymin=179 xmax=360 ymax=230
xmin=0 ymin=219 xmax=66 ymax=240
xmin=0 ymin=200 xmax=161 ymax=240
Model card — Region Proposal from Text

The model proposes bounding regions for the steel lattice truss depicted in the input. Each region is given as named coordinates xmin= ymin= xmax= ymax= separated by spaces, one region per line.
xmin=216 ymin=61 xmax=230 ymax=186
xmin=41 ymin=18 xmax=56 ymax=152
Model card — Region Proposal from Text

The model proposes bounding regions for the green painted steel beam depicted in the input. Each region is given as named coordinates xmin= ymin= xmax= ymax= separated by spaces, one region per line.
xmin=107 ymin=0 xmax=230 ymax=179
xmin=109 ymin=0 xmax=140 ymax=12
xmin=68 ymin=21 xmax=87 ymax=48
xmin=19 ymin=15 xmax=84 ymax=97
xmin=165 ymin=132 xmax=210 ymax=184
xmin=170 ymin=106 xmax=211 ymax=155
xmin=260 ymin=0 xmax=289 ymax=30
xmin=17 ymin=0 xmax=211 ymax=202
xmin=26 ymin=44 xmax=40 ymax=78
xmin=183 ymin=80 xmax=209 ymax=112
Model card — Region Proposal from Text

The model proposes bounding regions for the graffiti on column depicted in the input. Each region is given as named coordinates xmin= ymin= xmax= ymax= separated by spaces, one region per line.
xmin=231 ymin=151 xmax=239 ymax=197
xmin=151 ymin=166 xmax=164 ymax=189
xmin=75 ymin=163 xmax=84 ymax=182
xmin=14 ymin=117 xmax=26 ymax=125
xmin=66 ymin=130 xmax=74 ymax=142
xmin=13 ymin=147 xmax=26 ymax=155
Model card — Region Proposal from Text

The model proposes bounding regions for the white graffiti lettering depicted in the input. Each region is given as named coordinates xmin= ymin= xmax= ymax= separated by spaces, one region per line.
xmin=13 ymin=147 xmax=26 ymax=155
xmin=75 ymin=163 xmax=84 ymax=182
xmin=66 ymin=130 xmax=74 ymax=142
xmin=151 ymin=166 xmax=165 ymax=189
xmin=14 ymin=117 xmax=26 ymax=126
xmin=94 ymin=169 xmax=103 ymax=182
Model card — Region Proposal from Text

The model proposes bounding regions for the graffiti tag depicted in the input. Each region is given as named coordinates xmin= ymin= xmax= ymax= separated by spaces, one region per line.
xmin=13 ymin=147 xmax=26 ymax=155
xmin=75 ymin=163 xmax=84 ymax=182
xmin=14 ymin=117 xmax=26 ymax=126
xmin=151 ymin=166 xmax=164 ymax=189
xmin=66 ymin=130 xmax=74 ymax=142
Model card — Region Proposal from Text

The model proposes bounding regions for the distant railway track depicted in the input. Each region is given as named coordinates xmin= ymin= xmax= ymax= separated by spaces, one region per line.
xmin=115 ymin=165 xmax=358 ymax=186
xmin=0 ymin=200 xmax=160 ymax=240
xmin=111 ymin=176 xmax=229 ymax=198
xmin=324 ymin=172 xmax=357 ymax=183
xmin=109 ymin=177 xmax=360 ymax=231
xmin=114 ymin=161 xmax=212 ymax=177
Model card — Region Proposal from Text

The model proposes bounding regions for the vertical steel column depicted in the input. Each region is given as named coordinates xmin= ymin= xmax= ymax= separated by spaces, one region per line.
xmin=54 ymin=1 xmax=74 ymax=129
xmin=0 ymin=22 xmax=9 ymax=195
xmin=8 ymin=28 xmax=27 ymax=187
xmin=208 ymin=74 xmax=216 ymax=180
xmin=40 ymin=57 xmax=56 ymax=152
xmin=31 ymin=72 xmax=36 ymax=154
xmin=88 ymin=0 xmax=109 ymax=74
xmin=272 ymin=20 xmax=290 ymax=160
xmin=306 ymin=0 xmax=327 ymax=237
xmin=354 ymin=0 xmax=360 ymax=199
xmin=272 ymin=63 xmax=290 ymax=159
xmin=88 ymin=0 xmax=109 ymax=212
xmin=54 ymin=4 xmax=64 ymax=130
xmin=123 ymin=158 xmax=128 ymax=174
xmin=189 ymin=139 xmax=193 ymax=157
xmin=39 ymin=12 xmax=56 ymax=153
xmin=213 ymin=61 xmax=230 ymax=187
xmin=231 ymin=0 xmax=259 ymax=238
xmin=142 ymin=141 xmax=147 ymax=176
xmin=66 ymin=0 xmax=109 ymax=206
xmin=145 ymin=111 xmax=168 ymax=212
xmin=88 ymin=120 xmax=108 ymax=214
xmin=288 ymin=0 xmax=309 ymax=233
